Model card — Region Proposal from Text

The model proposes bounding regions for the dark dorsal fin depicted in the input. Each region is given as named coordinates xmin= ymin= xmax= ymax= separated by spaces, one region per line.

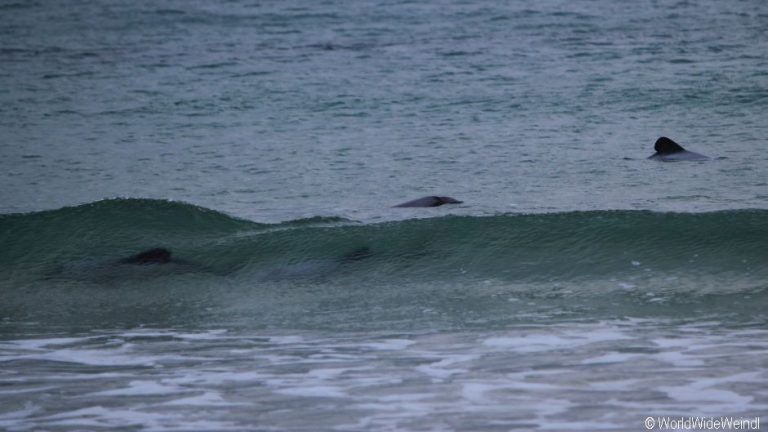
xmin=121 ymin=248 xmax=172 ymax=264
xmin=654 ymin=137 xmax=686 ymax=154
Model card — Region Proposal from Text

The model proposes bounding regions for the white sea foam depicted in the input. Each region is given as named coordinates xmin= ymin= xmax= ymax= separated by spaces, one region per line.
xmin=1 ymin=322 xmax=766 ymax=431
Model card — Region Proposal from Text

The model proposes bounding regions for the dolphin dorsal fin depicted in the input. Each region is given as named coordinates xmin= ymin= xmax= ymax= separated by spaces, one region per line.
xmin=654 ymin=137 xmax=686 ymax=154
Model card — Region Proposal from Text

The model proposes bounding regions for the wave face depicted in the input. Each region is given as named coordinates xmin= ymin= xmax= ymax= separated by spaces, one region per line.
xmin=1 ymin=199 xmax=766 ymax=330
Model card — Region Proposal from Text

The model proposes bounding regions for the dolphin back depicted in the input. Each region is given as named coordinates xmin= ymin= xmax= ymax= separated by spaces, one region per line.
xmin=393 ymin=196 xmax=463 ymax=207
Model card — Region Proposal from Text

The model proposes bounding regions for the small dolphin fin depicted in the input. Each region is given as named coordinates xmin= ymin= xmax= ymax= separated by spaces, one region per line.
xmin=649 ymin=136 xmax=710 ymax=161
xmin=654 ymin=136 xmax=686 ymax=154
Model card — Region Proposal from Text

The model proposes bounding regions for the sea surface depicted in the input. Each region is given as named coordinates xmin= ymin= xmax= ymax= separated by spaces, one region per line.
xmin=1 ymin=0 xmax=767 ymax=430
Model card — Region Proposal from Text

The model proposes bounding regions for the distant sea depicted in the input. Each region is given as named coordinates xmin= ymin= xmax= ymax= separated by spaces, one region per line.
xmin=1 ymin=1 xmax=766 ymax=430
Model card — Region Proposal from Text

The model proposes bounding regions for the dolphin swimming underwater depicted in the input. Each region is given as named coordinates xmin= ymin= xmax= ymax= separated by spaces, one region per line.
xmin=120 ymin=248 xmax=173 ymax=264
xmin=50 ymin=245 xmax=371 ymax=283
xmin=257 ymin=246 xmax=372 ymax=281
xmin=48 ymin=247 xmax=212 ymax=282
xmin=648 ymin=137 xmax=710 ymax=161
xmin=393 ymin=196 xmax=463 ymax=208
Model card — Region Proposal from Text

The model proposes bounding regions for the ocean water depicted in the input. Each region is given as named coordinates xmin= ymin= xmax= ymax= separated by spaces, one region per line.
xmin=1 ymin=0 xmax=767 ymax=430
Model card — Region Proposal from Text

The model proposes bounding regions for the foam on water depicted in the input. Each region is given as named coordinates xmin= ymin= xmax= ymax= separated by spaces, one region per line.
xmin=1 ymin=322 xmax=766 ymax=431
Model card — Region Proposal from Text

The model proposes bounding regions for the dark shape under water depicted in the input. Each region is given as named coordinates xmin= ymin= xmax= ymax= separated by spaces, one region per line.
xmin=46 ymin=247 xmax=208 ymax=282
xmin=648 ymin=137 xmax=710 ymax=161
xmin=112 ymin=246 xmax=372 ymax=282
xmin=257 ymin=246 xmax=373 ymax=281
xmin=120 ymin=248 xmax=172 ymax=264
xmin=393 ymin=196 xmax=463 ymax=208
xmin=339 ymin=246 xmax=372 ymax=263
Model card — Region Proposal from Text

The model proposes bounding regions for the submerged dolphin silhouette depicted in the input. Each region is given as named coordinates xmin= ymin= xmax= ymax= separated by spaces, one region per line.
xmin=49 ymin=243 xmax=370 ymax=282
xmin=338 ymin=246 xmax=372 ymax=263
xmin=258 ymin=246 xmax=373 ymax=281
xmin=648 ymin=137 xmax=710 ymax=161
xmin=120 ymin=248 xmax=172 ymax=264
xmin=393 ymin=196 xmax=463 ymax=208
xmin=47 ymin=247 xmax=209 ymax=282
